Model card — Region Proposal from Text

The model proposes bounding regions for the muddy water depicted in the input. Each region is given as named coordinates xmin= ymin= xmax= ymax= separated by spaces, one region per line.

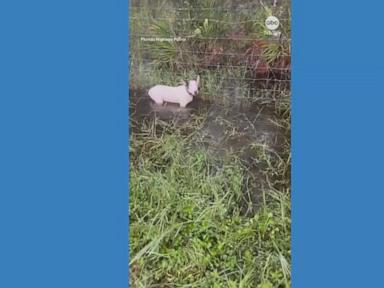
xmin=130 ymin=88 xmax=285 ymax=153
xmin=130 ymin=88 xmax=289 ymax=213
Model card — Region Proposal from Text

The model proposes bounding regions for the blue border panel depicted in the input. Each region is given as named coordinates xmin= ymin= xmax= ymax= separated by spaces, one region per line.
xmin=293 ymin=1 xmax=384 ymax=287
xmin=0 ymin=1 xmax=128 ymax=287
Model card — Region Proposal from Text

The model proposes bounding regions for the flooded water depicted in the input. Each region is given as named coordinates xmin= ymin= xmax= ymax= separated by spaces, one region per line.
xmin=130 ymin=88 xmax=285 ymax=154
xmin=130 ymin=88 xmax=289 ymax=213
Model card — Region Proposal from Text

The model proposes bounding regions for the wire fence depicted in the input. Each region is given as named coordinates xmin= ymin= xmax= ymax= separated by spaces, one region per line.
xmin=129 ymin=0 xmax=291 ymax=106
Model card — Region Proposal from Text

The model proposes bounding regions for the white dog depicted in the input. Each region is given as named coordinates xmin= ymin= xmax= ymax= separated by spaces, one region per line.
xmin=148 ymin=76 xmax=200 ymax=108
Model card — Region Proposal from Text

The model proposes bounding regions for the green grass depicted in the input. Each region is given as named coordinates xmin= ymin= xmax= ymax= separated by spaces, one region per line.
xmin=130 ymin=119 xmax=291 ymax=287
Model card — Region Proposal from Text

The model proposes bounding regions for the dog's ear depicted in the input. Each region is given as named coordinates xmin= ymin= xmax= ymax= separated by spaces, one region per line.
xmin=196 ymin=75 xmax=200 ymax=86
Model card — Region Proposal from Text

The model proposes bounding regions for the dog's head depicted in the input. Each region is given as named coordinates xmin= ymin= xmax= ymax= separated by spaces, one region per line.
xmin=185 ymin=75 xmax=200 ymax=96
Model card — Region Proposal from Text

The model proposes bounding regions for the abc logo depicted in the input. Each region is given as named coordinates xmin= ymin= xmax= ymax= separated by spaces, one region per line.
xmin=265 ymin=16 xmax=280 ymax=31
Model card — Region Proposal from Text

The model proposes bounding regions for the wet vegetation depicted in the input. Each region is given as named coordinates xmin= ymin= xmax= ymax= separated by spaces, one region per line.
xmin=130 ymin=0 xmax=291 ymax=287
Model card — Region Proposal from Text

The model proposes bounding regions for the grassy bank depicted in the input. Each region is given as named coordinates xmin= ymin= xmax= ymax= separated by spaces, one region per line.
xmin=129 ymin=118 xmax=290 ymax=287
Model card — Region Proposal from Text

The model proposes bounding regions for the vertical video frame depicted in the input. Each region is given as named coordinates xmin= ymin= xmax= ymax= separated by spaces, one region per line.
xmin=129 ymin=0 xmax=291 ymax=287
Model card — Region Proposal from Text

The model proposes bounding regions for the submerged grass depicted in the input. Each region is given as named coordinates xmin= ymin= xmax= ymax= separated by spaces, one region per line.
xmin=130 ymin=118 xmax=290 ymax=287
